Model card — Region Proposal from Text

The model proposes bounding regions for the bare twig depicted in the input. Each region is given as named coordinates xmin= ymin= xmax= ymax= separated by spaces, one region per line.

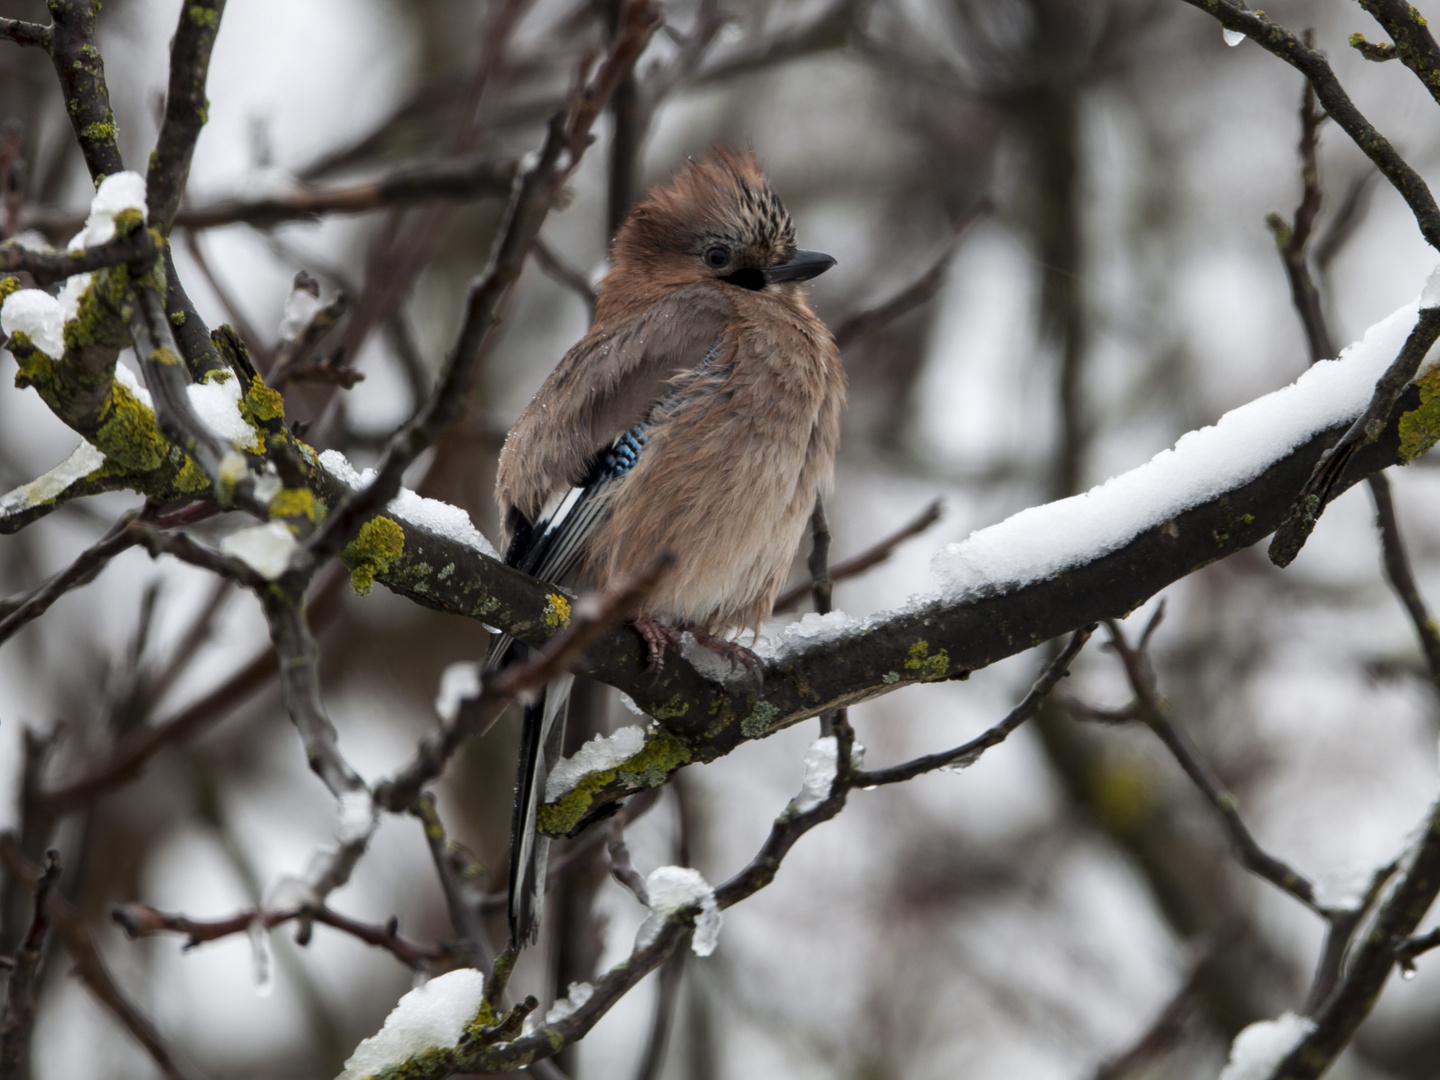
xmin=854 ymin=626 xmax=1092 ymax=787
xmin=411 ymin=795 xmax=493 ymax=969
xmin=110 ymin=901 xmax=452 ymax=972
xmin=606 ymin=817 xmax=649 ymax=905
xmin=1102 ymin=614 xmax=1322 ymax=912
xmin=0 ymin=19 xmax=49 ymax=49
xmin=1369 ymin=474 xmax=1440 ymax=688
xmin=773 ymin=499 xmax=943 ymax=613
xmin=1090 ymin=948 xmax=1215 ymax=1080
xmin=531 ymin=236 xmax=598 ymax=322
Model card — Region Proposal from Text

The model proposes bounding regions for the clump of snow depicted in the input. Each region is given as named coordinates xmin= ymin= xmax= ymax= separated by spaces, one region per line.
xmin=187 ymin=374 xmax=261 ymax=450
xmin=1313 ymin=863 xmax=1377 ymax=912
xmin=794 ymin=736 xmax=838 ymax=814
xmin=319 ymin=449 xmax=499 ymax=558
xmin=335 ymin=790 xmax=375 ymax=845
xmin=338 ymin=968 xmax=486 ymax=1080
xmin=753 ymin=610 xmax=865 ymax=662
xmin=1218 ymin=1012 xmax=1314 ymax=1080
xmin=279 ymin=285 xmax=322 ymax=342
xmin=264 ymin=874 xmax=317 ymax=914
xmin=69 ymin=170 xmax=148 ymax=251
xmin=114 ymin=360 xmax=154 ymax=410
xmin=435 ymin=662 xmax=482 ymax=723
xmin=220 ymin=522 xmax=298 ymax=580
xmin=249 ymin=917 xmax=275 ymax=997
xmin=0 ymin=441 xmax=106 ymax=517
xmin=933 ymin=299 xmax=1440 ymax=602
xmin=1222 ymin=27 xmax=1246 ymax=46
xmin=2 ymin=289 xmax=65 ymax=357
xmin=546 ymin=726 xmax=647 ymax=801
xmin=55 ymin=272 xmax=91 ymax=324
xmin=543 ymin=981 xmax=594 ymax=1025
xmin=636 ymin=866 xmax=721 ymax=957
xmin=1422 ymin=264 xmax=1440 ymax=309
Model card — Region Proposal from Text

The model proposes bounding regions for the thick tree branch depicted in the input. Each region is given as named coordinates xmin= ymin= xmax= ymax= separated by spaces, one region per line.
xmin=46 ymin=0 xmax=123 ymax=183
xmin=0 ymin=227 xmax=157 ymax=284
xmin=147 ymin=0 xmax=227 ymax=231
xmin=1354 ymin=1 xmax=1440 ymax=111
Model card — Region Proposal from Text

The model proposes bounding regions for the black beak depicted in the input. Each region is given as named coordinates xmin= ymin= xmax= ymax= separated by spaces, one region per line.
xmin=761 ymin=249 xmax=836 ymax=285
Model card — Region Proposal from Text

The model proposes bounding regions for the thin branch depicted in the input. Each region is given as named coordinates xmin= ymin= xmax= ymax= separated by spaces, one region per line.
xmin=1102 ymin=615 xmax=1322 ymax=913
xmin=0 ymin=19 xmax=49 ymax=49
xmin=773 ymin=498 xmax=944 ymax=613
xmin=1177 ymin=1 xmax=1440 ymax=252
xmin=0 ymin=849 xmax=59 ymax=1077
xmin=531 ymin=236 xmax=597 ymax=322
xmin=1396 ymin=925 xmax=1440 ymax=975
xmin=1269 ymin=304 xmax=1440 ymax=566
xmin=147 ymin=0 xmax=227 ymax=231
xmin=1090 ymin=948 xmax=1215 ymax=1080
xmin=110 ymin=901 xmax=452 ymax=972
xmin=0 ymin=227 xmax=157 ymax=285
xmin=854 ymin=626 xmax=1093 ymax=787
xmin=411 ymin=795 xmax=493 ymax=969
xmin=376 ymin=557 xmax=670 ymax=813
xmin=46 ymin=0 xmax=124 ymax=183
xmin=0 ymin=509 xmax=145 ymax=646
xmin=1369 ymin=473 xmax=1440 ymax=688
xmin=606 ymin=817 xmax=649 ymax=906
xmin=831 ymin=200 xmax=989 ymax=350
xmin=1354 ymin=1 xmax=1440 ymax=110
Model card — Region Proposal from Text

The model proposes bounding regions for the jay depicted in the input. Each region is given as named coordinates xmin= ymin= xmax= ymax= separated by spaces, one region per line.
xmin=491 ymin=149 xmax=846 ymax=945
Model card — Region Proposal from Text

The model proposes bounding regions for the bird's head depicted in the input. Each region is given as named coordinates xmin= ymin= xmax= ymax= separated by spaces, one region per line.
xmin=610 ymin=149 xmax=835 ymax=299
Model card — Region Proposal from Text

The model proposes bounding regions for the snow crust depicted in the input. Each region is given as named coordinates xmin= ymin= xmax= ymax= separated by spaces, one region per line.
xmin=319 ymin=449 xmax=499 ymax=557
xmin=753 ymin=610 xmax=865 ymax=662
xmin=1223 ymin=27 xmax=1246 ymax=46
xmin=220 ymin=522 xmax=298 ymax=580
xmin=338 ymin=968 xmax=486 ymax=1080
xmin=636 ymin=866 xmax=721 ymax=957
xmin=114 ymin=361 xmax=154 ymax=410
xmin=543 ymin=981 xmax=594 ymax=1025
xmin=546 ymin=725 xmax=646 ymax=801
xmin=1 ymin=289 xmax=65 ymax=357
xmin=335 ymin=790 xmax=375 ymax=845
xmin=932 ymin=298 xmax=1440 ymax=602
xmin=1218 ymin=1012 xmax=1314 ymax=1080
xmin=0 ymin=441 xmax=106 ymax=516
xmin=435 ymin=661 xmax=482 ymax=723
xmin=1312 ymin=863 xmax=1375 ymax=912
xmin=187 ymin=374 xmax=261 ymax=450
xmin=794 ymin=736 xmax=839 ymax=814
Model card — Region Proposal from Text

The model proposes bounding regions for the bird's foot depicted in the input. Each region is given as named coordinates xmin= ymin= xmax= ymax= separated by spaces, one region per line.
xmin=633 ymin=614 xmax=684 ymax=674
xmin=685 ymin=624 xmax=763 ymax=681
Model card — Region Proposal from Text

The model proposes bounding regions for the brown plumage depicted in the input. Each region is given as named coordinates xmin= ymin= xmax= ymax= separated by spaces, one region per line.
xmin=493 ymin=149 xmax=845 ymax=945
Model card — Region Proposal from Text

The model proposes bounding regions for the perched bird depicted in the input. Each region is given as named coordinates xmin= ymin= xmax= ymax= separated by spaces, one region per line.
xmin=491 ymin=149 xmax=846 ymax=945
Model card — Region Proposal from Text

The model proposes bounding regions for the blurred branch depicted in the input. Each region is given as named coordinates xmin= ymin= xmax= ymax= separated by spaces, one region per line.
xmin=606 ymin=817 xmax=649 ymax=906
xmin=772 ymin=498 xmax=943 ymax=613
xmin=689 ymin=0 xmax=857 ymax=88
xmin=411 ymin=795 xmax=493 ymax=969
xmin=0 ymin=842 xmax=207 ymax=1080
xmin=1369 ymin=474 xmax=1440 ymax=688
xmin=1090 ymin=948 xmax=1215 ymax=1080
xmin=0 ymin=849 xmax=59 ymax=1076
xmin=181 ymin=229 xmax=272 ymax=367
xmin=831 ymin=200 xmax=989 ymax=350
xmin=110 ymin=901 xmax=453 ymax=972
xmin=531 ymin=236 xmax=597 ymax=322
xmin=854 ymin=626 xmax=1092 ymax=787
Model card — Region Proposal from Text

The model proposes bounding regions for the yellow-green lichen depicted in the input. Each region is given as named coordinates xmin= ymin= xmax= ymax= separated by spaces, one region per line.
xmin=188 ymin=4 xmax=220 ymax=28
xmin=111 ymin=207 xmax=143 ymax=235
xmin=62 ymin=264 xmax=130 ymax=354
xmin=437 ymin=562 xmax=455 ymax=580
xmin=649 ymin=694 xmax=688 ymax=720
xmin=95 ymin=381 xmax=169 ymax=473
xmin=543 ymin=592 xmax=571 ymax=629
xmin=1238 ymin=512 xmax=1255 ymax=525
xmin=0 ymin=276 xmax=21 ymax=303
xmin=241 ymin=375 xmax=285 ymax=424
xmin=881 ymin=671 xmax=900 ymax=684
xmin=170 ymin=310 xmax=186 ymax=326
xmin=1091 ymin=755 xmax=1152 ymax=837
xmin=269 ymin=486 xmax=321 ymax=524
xmin=903 ymin=640 xmax=950 ymax=679
xmin=537 ymin=728 xmax=692 ymax=836
xmin=740 ymin=700 xmax=781 ymax=739
xmin=342 ymin=516 xmax=405 ymax=596
xmin=173 ymin=455 xmax=211 ymax=495
xmin=1399 ymin=366 xmax=1440 ymax=462
xmin=81 ymin=121 xmax=116 ymax=142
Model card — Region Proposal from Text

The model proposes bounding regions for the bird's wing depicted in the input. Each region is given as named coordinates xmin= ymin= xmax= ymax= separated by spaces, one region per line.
xmin=495 ymin=283 xmax=733 ymax=529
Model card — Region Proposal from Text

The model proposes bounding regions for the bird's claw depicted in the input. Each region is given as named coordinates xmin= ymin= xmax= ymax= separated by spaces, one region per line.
xmin=685 ymin=624 xmax=763 ymax=685
xmin=633 ymin=614 xmax=683 ymax=675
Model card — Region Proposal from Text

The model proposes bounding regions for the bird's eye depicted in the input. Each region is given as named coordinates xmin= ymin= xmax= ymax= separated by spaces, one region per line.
xmin=703 ymin=246 xmax=730 ymax=269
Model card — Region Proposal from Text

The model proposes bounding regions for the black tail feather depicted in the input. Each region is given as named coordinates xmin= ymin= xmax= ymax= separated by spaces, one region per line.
xmin=507 ymin=671 xmax=574 ymax=946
